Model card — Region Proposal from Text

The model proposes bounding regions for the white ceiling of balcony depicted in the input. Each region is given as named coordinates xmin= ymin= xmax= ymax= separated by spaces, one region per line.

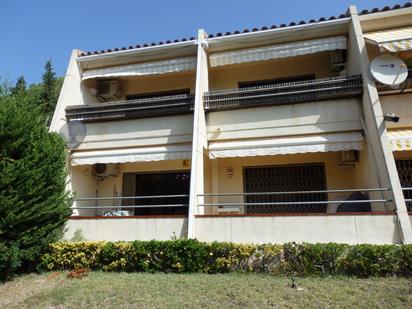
xmin=364 ymin=27 xmax=412 ymax=52
xmin=70 ymin=144 xmax=192 ymax=165
xmin=208 ymin=132 xmax=362 ymax=159
xmin=388 ymin=129 xmax=412 ymax=151
xmin=81 ymin=56 xmax=197 ymax=80
xmin=209 ymin=36 xmax=347 ymax=67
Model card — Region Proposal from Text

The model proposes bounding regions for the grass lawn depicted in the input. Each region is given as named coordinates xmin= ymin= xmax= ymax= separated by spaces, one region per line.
xmin=0 ymin=272 xmax=411 ymax=308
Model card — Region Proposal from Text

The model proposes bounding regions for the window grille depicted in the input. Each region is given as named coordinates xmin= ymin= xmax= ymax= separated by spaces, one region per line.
xmin=244 ymin=164 xmax=327 ymax=214
xmin=396 ymin=159 xmax=412 ymax=211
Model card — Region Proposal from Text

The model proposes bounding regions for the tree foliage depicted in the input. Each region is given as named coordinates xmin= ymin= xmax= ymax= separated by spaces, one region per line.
xmin=0 ymin=62 xmax=71 ymax=280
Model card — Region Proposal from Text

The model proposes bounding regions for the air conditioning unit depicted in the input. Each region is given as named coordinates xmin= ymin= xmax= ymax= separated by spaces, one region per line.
xmin=92 ymin=163 xmax=119 ymax=178
xmin=96 ymin=79 xmax=121 ymax=101
xmin=340 ymin=150 xmax=359 ymax=166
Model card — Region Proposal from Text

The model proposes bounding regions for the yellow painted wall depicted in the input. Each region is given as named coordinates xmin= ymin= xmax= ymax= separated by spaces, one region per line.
xmin=204 ymin=152 xmax=362 ymax=214
xmin=381 ymin=93 xmax=412 ymax=129
xmin=209 ymin=51 xmax=335 ymax=91
xmin=83 ymin=71 xmax=196 ymax=102
xmin=71 ymin=160 xmax=191 ymax=216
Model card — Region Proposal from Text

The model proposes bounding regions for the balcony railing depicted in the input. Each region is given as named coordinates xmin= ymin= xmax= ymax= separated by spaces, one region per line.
xmin=65 ymin=93 xmax=195 ymax=122
xmin=71 ymin=194 xmax=189 ymax=217
xmin=197 ymin=188 xmax=390 ymax=214
xmin=204 ymin=75 xmax=363 ymax=112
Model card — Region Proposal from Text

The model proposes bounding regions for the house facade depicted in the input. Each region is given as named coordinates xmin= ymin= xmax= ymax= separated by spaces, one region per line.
xmin=50 ymin=4 xmax=412 ymax=244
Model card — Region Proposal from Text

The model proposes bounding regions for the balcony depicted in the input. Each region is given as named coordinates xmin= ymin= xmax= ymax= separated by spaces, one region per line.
xmin=65 ymin=93 xmax=195 ymax=122
xmin=204 ymin=75 xmax=363 ymax=112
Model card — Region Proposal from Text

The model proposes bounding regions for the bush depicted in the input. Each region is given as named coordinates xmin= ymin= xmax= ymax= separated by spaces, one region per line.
xmin=0 ymin=94 xmax=71 ymax=281
xmin=40 ymin=240 xmax=412 ymax=277
xmin=41 ymin=240 xmax=283 ymax=274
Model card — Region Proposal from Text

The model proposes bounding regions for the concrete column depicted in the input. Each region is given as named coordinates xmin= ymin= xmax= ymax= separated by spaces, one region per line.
xmin=188 ymin=29 xmax=209 ymax=238
xmin=348 ymin=6 xmax=412 ymax=243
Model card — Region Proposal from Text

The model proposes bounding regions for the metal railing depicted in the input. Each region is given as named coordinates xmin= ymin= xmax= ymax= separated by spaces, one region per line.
xmin=65 ymin=93 xmax=195 ymax=122
xmin=204 ymin=75 xmax=363 ymax=112
xmin=401 ymin=188 xmax=412 ymax=211
xmin=71 ymin=194 xmax=189 ymax=217
xmin=197 ymin=188 xmax=390 ymax=214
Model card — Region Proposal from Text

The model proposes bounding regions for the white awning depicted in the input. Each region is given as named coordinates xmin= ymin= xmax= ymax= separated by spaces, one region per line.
xmin=82 ymin=56 xmax=197 ymax=80
xmin=208 ymin=132 xmax=363 ymax=159
xmin=388 ymin=130 xmax=412 ymax=151
xmin=364 ymin=27 xmax=412 ymax=52
xmin=71 ymin=144 xmax=192 ymax=165
xmin=209 ymin=36 xmax=346 ymax=67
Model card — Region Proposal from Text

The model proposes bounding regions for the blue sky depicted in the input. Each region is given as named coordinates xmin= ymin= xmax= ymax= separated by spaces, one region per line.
xmin=0 ymin=0 xmax=404 ymax=85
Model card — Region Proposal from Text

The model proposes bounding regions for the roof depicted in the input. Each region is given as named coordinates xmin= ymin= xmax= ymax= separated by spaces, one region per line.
xmin=78 ymin=2 xmax=412 ymax=57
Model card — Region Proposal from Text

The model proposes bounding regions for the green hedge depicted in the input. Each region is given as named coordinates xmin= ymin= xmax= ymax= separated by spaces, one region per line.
xmin=40 ymin=240 xmax=412 ymax=277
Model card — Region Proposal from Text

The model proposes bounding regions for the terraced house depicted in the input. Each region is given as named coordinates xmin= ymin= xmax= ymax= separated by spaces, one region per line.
xmin=51 ymin=3 xmax=412 ymax=244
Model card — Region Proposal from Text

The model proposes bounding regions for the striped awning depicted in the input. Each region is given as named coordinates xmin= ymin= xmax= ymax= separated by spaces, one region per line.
xmin=388 ymin=130 xmax=412 ymax=151
xmin=364 ymin=27 xmax=412 ymax=52
xmin=82 ymin=56 xmax=197 ymax=80
xmin=209 ymin=36 xmax=347 ymax=67
xmin=70 ymin=144 xmax=192 ymax=165
xmin=208 ymin=132 xmax=363 ymax=159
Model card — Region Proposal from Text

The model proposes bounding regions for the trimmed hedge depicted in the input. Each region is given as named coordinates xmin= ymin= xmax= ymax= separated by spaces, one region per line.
xmin=40 ymin=240 xmax=412 ymax=277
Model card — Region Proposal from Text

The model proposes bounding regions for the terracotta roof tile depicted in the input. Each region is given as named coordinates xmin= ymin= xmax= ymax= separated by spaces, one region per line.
xmin=79 ymin=2 xmax=412 ymax=57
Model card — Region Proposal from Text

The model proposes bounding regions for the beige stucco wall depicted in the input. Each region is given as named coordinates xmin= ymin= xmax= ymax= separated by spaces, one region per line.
xmin=76 ymin=114 xmax=193 ymax=150
xmin=207 ymin=99 xmax=362 ymax=141
xmin=65 ymin=218 xmax=188 ymax=241
xmin=381 ymin=93 xmax=412 ymax=129
xmin=195 ymin=215 xmax=401 ymax=244
xmin=209 ymin=51 xmax=335 ymax=91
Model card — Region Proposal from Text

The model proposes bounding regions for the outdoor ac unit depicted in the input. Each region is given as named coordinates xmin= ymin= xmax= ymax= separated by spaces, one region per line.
xmin=96 ymin=79 xmax=121 ymax=101
xmin=340 ymin=150 xmax=359 ymax=166
xmin=92 ymin=163 xmax=119 ymax=178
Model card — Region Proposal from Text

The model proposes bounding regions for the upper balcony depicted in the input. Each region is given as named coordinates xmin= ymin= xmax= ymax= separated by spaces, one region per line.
xmin=204 ymin=74 xmax=363 ymax=112
xmin=66 ymin=91 xmax=195 ymax=122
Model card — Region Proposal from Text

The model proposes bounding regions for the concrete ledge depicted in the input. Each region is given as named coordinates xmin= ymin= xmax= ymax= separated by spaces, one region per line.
xmin=195 ymin=214 xmax=401 ymax=244
xmin=65 ymin=217 xmax=188 ymax=241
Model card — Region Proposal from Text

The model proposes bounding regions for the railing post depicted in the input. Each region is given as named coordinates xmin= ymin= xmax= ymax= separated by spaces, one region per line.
xmin=348 ymin=6 xmax=412 ymax=243
xmin=188 ymin=29 xmax=209 ymax=239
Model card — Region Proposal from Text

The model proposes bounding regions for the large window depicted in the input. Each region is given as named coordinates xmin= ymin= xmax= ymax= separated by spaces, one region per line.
xmin=122 ymin=171 xmax=190 ymax=216
xmin=238 ymin=75 xmax=316 ymax=89
xmin=125 ymin=88 xmax=191 ymax=100
xmin=243 ymin=164 xmax=327 ymax=214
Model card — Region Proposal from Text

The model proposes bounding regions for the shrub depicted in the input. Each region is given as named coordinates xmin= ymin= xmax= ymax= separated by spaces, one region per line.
xmin=40 ymin=240 xmax=412 ymax=277
xmin=0 ymin=94 xmax=71 ymax=281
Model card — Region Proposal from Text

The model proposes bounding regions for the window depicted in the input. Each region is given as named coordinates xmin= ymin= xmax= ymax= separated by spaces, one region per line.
xmin=122 ymin=171 xmax=190 ymax=216
xmin=243 ymin=164 xmax=327 ymax=214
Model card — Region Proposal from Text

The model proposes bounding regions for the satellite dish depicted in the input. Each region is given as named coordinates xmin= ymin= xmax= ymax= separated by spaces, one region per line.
xmin=370 ymin=55 xmax=408 ymax=86
xmin=59 ymin=120 xmax=86 ymax=148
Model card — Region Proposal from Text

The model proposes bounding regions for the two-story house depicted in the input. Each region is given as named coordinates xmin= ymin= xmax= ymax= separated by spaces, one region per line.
xmin=50 ymin=3 xmax=412 ymax=244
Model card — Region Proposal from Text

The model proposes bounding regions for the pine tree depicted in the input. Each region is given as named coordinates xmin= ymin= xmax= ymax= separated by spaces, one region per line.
xmin=11 ymin=76 xmax=26 ymax=96
xmin=0 ymin=93 xmax=71 ymax=280
xmin=41 ymin=59 xmax=58 ymax=126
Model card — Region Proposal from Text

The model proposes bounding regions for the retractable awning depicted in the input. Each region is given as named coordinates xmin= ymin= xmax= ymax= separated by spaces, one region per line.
xmin=209 ymin=36 xmax=347 ymax=67
xmin=82 ymin=56 xmax=197 ymax=80
xmin=71 ymin=144 xmax=192 ymax=165
xmin=364 ymin=27 xmax=412 ymax=52
xmin=388 ymin=130 xmax=412 ymax=151
xmin=208 ymin=132 xmax=363 ymax=159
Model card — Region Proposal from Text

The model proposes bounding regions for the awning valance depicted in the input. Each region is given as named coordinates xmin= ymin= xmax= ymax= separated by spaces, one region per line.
xmin=71 ymin=144 xmax=192 ymax=165
xmin=209 ymin=36 xmax=347 ymax=67
xmin=208 ymin=132 xmax=363 ymax=159
xmin=82 ymin=56 xmax=197 ymax=80
xmin=364 ymin=27 xmax=412 ymax=52
xmin=388 ymin=130 xmax=412 ymax=151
